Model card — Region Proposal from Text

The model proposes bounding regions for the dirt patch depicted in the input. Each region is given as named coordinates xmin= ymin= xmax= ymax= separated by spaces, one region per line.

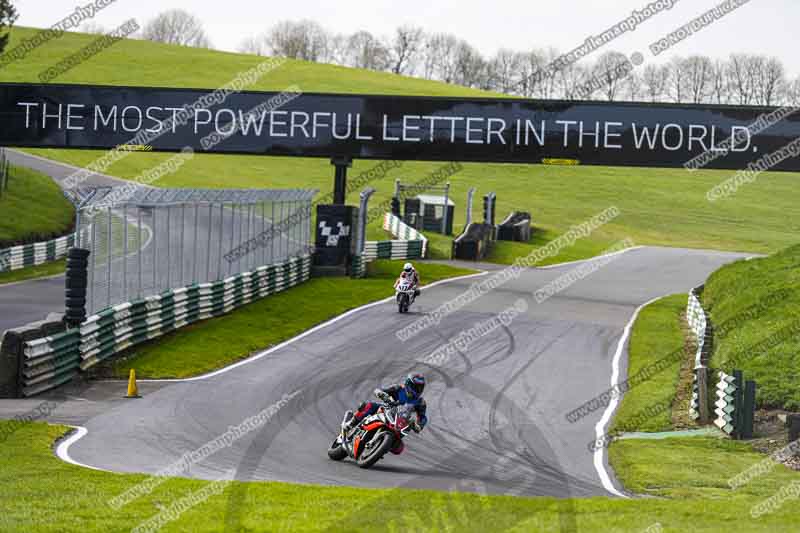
xmin=671 ymin=311 xmax=700 ymax=430
xmin=749 ymin=409 xmax=800 ymax=471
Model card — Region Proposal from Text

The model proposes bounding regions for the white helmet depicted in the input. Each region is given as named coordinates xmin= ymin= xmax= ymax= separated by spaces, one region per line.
xmin=403 ymin=262 xmax=414 ymax=273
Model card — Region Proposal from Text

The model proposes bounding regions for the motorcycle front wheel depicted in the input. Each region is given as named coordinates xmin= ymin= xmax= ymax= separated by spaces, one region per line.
xmin=356 ymin=430 xmax=395 ymax=469
xmin=327 ymin=437 xmax=347 ymax=461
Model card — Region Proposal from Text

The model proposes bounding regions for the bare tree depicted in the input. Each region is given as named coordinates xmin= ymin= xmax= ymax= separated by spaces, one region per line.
xmin=323 ymin=33 xmax=349 ymax=65
xmin=727 ymin=54 xmax=759 ymax=105
xmin=422 ymin=33 xmax=459 ymax=83
xmin=238 ymin=35 xmax=270 ymax=56
xmin=0 ymin=0 xmax=18 ymax=54
xmin=347 ymin=30 xmax=389 ymax=71
xmin=709 ymin=59 xmax=729 ymax=104
xmin=755 ymin=56 xmax=785 ymax=106
xmin=624 ymin=70 xmax=644 ymax=102
xmin=266 ymin=20 xmax=329 ymax=61
xmin=557 ymin=61 xmax=589 ymax=100
xmin=642 ymin=64 xmax=669 ymax=102
xmin=591 ymin=51 xmax=630 ymax=101
xmin=667 ymin=56 xmax=689 ymax=102
xmin=142 ymin=9 xmax=212 ymax=48
xmin=78 ymin=21 xmax=106 ymax=34
xmin=787 ymin=77 xmax=800 ymax=105
xmin=390 ymin=25 xmax=424 ymax=75
xmin=683 ymin=55 xmax=713 ymax=103
xmin=531 ymin=47 xmax=561 ymax=99
xmin=488 ymin=49 xmax=522 ymax=94
xmin=453 ymin=40 xmax=485 ymax=88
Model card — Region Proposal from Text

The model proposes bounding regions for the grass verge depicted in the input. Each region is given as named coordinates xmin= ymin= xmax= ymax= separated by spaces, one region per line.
xmin=609 ymin=294 xmax=688 ymax=434
xmin=0 ymin=165 xmax=74 ymax=248
xmin=0 ymin=258 xmax=65 ymax=286
xmin=99 ymin=260 xmax=475 ymax=379
xmin=701 ymin=244 xmax=800 ymax=410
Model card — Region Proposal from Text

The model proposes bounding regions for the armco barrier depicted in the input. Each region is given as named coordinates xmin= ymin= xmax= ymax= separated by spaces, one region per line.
xmin=382 ymin=212 xmax=428 ymax=257
xmin=18 ymin=255 xmax=311 ymax=396
xmin=0 ymin=233 xmax=75 ymax=273
xmin=351 ymin=213 xmax=427 ymax=278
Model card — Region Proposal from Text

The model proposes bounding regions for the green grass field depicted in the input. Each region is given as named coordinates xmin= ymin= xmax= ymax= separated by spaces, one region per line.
xmin=2 ymin=26 xmax=798 ymax=263
xmin=0 ymin=164 xmax=74 ymax=248
xmin=701 ymin=244 xmax=800 ymax=410
xmin=0 ymin=258 xmax=65 ymax=285
xmin=99 ymin=260 xmax=476 ymax=378
xmin=4 ymin=294 xmax=800 ymax=531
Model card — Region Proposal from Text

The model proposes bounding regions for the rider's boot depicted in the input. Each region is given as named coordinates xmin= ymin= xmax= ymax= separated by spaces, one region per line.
xmin=341 ymin=410 xmax=356 ymax=432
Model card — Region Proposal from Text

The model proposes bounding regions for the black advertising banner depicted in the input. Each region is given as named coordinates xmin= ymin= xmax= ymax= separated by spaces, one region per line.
xmin=1 ymin=82 xmax=800 ymax=171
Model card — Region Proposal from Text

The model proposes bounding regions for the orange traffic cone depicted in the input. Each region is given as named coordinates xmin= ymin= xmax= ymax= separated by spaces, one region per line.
xmin=125 ymin=369 xmax=141 ymax=398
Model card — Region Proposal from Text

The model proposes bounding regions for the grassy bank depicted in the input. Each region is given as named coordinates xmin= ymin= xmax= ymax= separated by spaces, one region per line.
xmin=0 ymin=165 xmax=74 ymax=249
xmin=100 ymin=260 xmax=475 ymax=379
xmin=1 ymin=27 xmax=798 ymax=262
xmin=0 ymin=259 xmax=65 ymax=285
xmin=701 ymin=244 xmax=800 ymax=410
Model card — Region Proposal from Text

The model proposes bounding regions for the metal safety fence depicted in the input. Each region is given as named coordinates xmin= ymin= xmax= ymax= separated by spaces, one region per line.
xmin=77 ymin=187 xmax=316 ymax=315
xmin=20 ymin=255 xmax=311 ymax=396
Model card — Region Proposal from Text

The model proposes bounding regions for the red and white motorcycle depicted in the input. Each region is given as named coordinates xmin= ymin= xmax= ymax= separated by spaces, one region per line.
xmin=327 ymin=401 xmax=418 ymax=469
xmin=395 ymin=278 xmax=416 ymax=314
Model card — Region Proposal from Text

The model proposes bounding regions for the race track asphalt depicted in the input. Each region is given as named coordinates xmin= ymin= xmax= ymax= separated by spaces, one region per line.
xmin=63 ymin=246 xmax=750 ymax=498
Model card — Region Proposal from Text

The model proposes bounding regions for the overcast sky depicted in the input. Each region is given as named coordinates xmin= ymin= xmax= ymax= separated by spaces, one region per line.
xmin=14 ymin=0 xmax=800 ymax=77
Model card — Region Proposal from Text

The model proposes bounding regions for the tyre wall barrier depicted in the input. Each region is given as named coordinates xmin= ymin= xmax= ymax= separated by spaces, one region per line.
xmin=496 ymin=211 xmax=532 ymax=242
xmin=13 ymin=255 xmax=311 ymax=396
xmin=452 ymin=222 xmax=495 ymax=261
xmin=0 ymin=233 xmax=75 ymax=273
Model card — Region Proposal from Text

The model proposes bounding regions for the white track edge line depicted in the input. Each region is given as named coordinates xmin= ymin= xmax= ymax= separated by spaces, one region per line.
xmin=137 ymin=270 xmax=488 ymax=383
xmin=593 ymin=294 xmax=664 ymax=498
xmin=55 ymin=425 xmax=109 ymax=471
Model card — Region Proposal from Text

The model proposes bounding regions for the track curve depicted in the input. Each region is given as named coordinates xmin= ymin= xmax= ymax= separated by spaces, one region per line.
xmin=62 ymin=246 xmax=749 ymax=497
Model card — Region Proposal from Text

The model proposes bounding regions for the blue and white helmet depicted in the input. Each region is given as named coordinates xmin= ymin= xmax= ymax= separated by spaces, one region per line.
xmin=405 ymin=373 xmax=425 ymax=397
xmin=403 ymin=262 xmax=414 ymax=273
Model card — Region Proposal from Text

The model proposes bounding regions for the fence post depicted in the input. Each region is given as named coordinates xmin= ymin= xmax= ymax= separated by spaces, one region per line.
xmin=742 ymin=380 xmax=756 ymax=439
xmin=733 ymin=369 xmax=744 ymax=439
xmin=697 ymin=366 xmax=710 ymax=424
xmin=357 ymin=188 xmax=375 ymax=256
xmin=441 ymin=182 xmax=450 ymax=235
xmin=465 ymin=187 xmax=476 ymax=226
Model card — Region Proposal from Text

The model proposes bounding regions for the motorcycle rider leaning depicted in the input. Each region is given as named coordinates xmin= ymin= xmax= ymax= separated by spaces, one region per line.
xmin=343 ymin=374 xmax=428 ymax=433
xmin=396 ymin=262 xmax=421 ymax=298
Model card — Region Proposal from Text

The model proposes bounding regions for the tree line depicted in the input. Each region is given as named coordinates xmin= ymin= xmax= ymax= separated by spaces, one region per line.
xmin=86 ymin=9 xmax=800 ymax=107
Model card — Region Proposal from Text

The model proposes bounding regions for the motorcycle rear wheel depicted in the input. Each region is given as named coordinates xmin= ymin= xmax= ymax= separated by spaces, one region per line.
xmin=327 ymin=437 xmax=347 ymax=461
xmin=356 ymin=430 xmax=395 ymax=469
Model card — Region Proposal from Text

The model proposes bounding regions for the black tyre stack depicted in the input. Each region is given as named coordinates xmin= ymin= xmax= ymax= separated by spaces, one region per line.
xmin=65 ymin=248 xmax=90 ymax=327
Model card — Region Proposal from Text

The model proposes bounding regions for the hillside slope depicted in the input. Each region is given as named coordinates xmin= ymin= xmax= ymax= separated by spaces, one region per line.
xmin=2 ymin=26 xmax=800 ymax=261
xmin=703 ymin=244 xmax=800 ymax=410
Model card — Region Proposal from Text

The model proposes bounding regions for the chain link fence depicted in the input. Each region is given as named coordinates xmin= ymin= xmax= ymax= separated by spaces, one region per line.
xmin=76 ymin=188 xmax=316 ymax=315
